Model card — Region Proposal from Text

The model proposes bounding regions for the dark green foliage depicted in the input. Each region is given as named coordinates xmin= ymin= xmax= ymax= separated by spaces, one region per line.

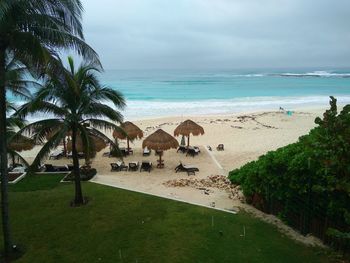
xmin=63 ymin=168 xmax=97 ymax=182
xmin=229 ymin=97 xmax=350 ymax=255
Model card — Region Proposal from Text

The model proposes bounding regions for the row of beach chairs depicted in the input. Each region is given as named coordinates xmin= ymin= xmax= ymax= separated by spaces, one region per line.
xmin=110 ymin=161 xmax=153 ymax=173
xmin=110 ymin=161 xmax=199 ymax=176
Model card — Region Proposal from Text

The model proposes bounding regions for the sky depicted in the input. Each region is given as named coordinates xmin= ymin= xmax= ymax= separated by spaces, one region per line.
xmin=81 ymin=0 xmax=350 ymax=70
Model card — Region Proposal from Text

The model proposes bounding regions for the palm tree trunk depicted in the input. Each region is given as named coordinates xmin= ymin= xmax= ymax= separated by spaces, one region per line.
xmin=12 ymin=153 xmax=15 ymax=168
xmin=62 ymin=137 xmax=67 ymax=157
xmin=0 ymin=48 xmax=13 ymax=256
xmin=71 ymin=125 xmax=84 ymax=205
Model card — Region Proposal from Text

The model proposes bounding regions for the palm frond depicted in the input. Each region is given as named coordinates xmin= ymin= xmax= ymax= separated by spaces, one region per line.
xmin=7 ymin=149 xmax=29 ymax=167
xmin=30 ymin=125 xmax=68 ymax=170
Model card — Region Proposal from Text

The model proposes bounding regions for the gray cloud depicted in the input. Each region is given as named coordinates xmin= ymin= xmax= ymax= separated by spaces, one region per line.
xmin=81 ymin=0 xmax=350 ymax=69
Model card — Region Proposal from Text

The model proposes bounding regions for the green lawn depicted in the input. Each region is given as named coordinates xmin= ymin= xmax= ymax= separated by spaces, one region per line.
xmin=1 ymin=174 xmax=332 ymax=262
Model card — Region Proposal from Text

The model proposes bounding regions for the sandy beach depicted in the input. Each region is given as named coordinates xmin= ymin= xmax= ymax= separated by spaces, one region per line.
xmin=21 ymin=107 xmax=323 ymax=203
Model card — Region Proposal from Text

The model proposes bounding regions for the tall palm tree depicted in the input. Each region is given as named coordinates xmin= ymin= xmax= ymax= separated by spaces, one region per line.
xmin=18 ymin=57 xmax=125 ymax=205
xmin=0 ymin=0 xmax=97 ymax=256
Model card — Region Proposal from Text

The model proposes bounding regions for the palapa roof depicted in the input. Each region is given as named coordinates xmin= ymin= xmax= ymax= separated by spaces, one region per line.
xmin=174 ymin=119 xmax=204 ymax=137
xmin=113 ymin=121 xmax=143 ymax=141
xmin=142 ymin=129 xmax=179 ymax=151
xmin=8 ymin=135 xmax=35 ymax=152
xmin=67 ymin=135 xmax=107 ymax=153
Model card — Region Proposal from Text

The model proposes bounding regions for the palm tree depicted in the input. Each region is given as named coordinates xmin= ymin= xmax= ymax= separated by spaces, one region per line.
xmin=18 ymin=57 xmax=125 ymax=205
xmin=0 ymin=0 xmax=97 ymax=256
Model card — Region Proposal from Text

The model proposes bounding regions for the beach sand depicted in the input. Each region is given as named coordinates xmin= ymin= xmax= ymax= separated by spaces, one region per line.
xmin=20 ymin=107 xmax=326 ymax=245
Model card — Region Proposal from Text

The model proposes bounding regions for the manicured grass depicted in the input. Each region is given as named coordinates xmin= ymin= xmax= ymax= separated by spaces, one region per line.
xmin=1 ymin=176 xmax=332 ymax=262
xmin=9 ymin=173 xmax=66 ymax=192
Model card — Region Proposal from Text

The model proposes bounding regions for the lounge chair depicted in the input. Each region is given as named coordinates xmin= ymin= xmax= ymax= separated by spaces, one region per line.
xmin=128 ymin=161 xmax=139 ymax=171
xmin=44 ymin=164 xmax=69 ymax=172
xmin=140 ymin=161 xmax=152 ymax=172
xmin=143 ymin=147 xmax=151 ymax=156
xmin=217 ymin=144 xmax=224 ymax=151
xmin=110 ymin=163 xmax=120 ymax=172
xmin=49 ymin=150 xmax=63 ymax=160
xmin=175 ymin=162 xmax=199 ymax=175
xmin=110 ymin=161 xmax=128 ymax=172
xmin=177 ymin=145 xmax=187 ymax=153
xmin=186 ymin=147 xmax=200 ymax=157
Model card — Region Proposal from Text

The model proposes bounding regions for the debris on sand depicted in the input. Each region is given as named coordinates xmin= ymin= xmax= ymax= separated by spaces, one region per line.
xmin=163 ymin=175 xmax=245 ymax=202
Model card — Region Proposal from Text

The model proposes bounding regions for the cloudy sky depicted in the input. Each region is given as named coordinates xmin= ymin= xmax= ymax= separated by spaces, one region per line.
xmin=81 ymin=0 xmax=350 ymax=70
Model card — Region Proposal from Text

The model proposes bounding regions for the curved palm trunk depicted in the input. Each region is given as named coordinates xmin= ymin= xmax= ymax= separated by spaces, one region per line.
xmin=0 ymin=48 xmax=13 ymax=256
xmin=62 ymin=137 xmax=67 ymax=157
xmin=71 ymin=126 xmax=84 ymax=205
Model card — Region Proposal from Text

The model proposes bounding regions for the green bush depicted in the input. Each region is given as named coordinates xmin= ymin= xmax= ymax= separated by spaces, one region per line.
xmin=64 ymin=168 xmax=97 ymax=181
xmin=229 ymin=97 xmax=350 ymax=253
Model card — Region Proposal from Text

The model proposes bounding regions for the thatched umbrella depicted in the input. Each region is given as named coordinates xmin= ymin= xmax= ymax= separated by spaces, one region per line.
xmin=174 ymin=119 xmax=204 ymax=148
xmin=142 ymin=129 xmax=179 ymax=167
xmin=8 ymin=135 xmax=35 ymax=152
xmin=67 ymin=135 xmax=107 ymax=153
xmin=8 ymin=135 xmax=35 ymax=167
xmin=113 ymin=121 xmax=143 ymax=152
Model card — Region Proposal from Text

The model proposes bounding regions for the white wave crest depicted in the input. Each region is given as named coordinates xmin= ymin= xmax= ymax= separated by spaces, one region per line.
xmin=20 ymin=95 xmax=350 ymax=122
xmin=279 ymin=71 xmax=350 ymax=78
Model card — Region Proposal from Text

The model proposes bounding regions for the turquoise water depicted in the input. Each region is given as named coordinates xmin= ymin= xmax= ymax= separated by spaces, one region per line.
xmin=101 ymin=69 xmax=350 ymax=119
xmin=10 ymin=69 xmax=350 ymax=120
xmin=103 ymin=70 xmax=350 ymax=101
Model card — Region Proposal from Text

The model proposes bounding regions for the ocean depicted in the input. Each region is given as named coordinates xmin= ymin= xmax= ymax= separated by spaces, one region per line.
xmin=101 ymin=69 xmax=350 ymax=120
xmin=9 ymin=69 xmax=350 ymax=121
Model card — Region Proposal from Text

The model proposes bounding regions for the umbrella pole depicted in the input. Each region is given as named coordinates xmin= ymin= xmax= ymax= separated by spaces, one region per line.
xmin=187 ymin=135 xmax=190 ymax=149
xmin=127 ymin=138 xmax=130 ymax=152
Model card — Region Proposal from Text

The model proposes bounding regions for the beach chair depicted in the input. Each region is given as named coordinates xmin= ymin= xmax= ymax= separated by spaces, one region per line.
xmin=110 ymin=163 xmax=120 ymax=172
xmin=119 ymin=162 xmax=128 ymax=171
xmin=177 ymin=145 xmax=187 ymax=153
xmin=111 ymin=161 xmax=127 ymax=172
xmin=49 ymin=149 xmax=63 ymax=160
xmin=175 ymin=162 xmax=199 ymax=175
xmin=44 ymin=164 xmax=56 ymax=172
xmin=45 ymin=164 xmax=69 ymax=172
xmin=186 ymin=147 xmax=199 ymax=157
xmin=140 ymin=161 xmax=152 ymax=172
xmin=55 ymin=165 xmax=69 ymax=172
xmin=143 ymin=147 xmax=151 ymax=156
xmin=128 ymin=161 xmax=139 ymax=171
xmin=217 ymin=144 xmax=224 ymax=151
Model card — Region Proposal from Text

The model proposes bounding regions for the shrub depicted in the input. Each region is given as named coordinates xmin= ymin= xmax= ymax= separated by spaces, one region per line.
xmin=229 ymin=97 xmax=350 ymax=252
xmin=64 ymin=167 xmax=97 ymax=182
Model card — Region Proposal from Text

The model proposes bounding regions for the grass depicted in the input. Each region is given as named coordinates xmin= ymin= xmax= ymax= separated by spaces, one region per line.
xmin=1 ymin=174 xmax=333 ymax=262
xmin=9 ymin=173 xmax=66 ymax=192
